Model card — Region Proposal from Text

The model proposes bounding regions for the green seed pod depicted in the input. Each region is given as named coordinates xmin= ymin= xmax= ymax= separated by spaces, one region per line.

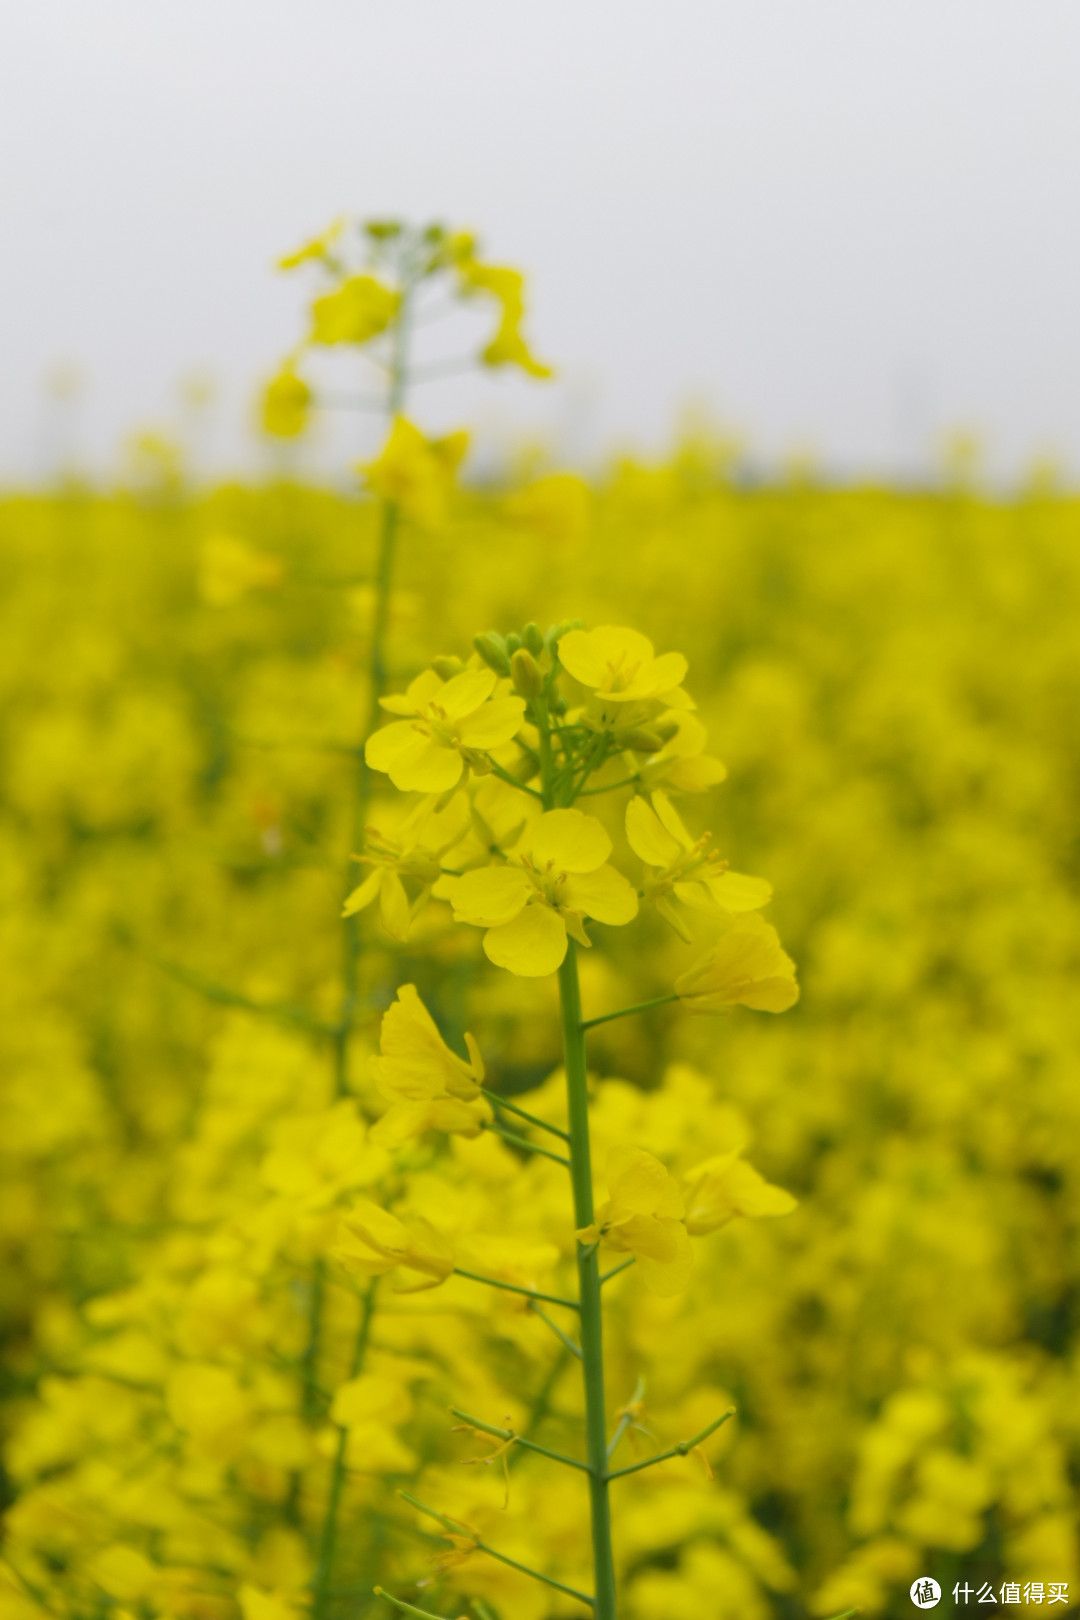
xmin=473 ymin=632 xmax=511 ymax=676
xmin=511 ymin=648 xmax=544 ymax=697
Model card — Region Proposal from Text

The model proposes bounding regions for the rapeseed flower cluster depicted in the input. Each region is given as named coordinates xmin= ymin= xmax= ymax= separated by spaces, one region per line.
xmin=1 ymin=219 xmax=1078 ymax=1620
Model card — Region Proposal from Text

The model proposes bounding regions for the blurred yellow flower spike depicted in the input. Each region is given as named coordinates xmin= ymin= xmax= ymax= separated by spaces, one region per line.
xmin=343 ymin=793 xmax=471 ymax=941
xmin=368 ymin=984 xmax=491 ymax=1146
xmin=165 ymin=1364 xmax=255 ymax=1461
xmin=683 ymin=1151 xmax=798 ymax=1235
xmin=435 ymin=807 xmax=638 ymax=976
xmin=259 ymin=364 xmax=312 ymax=439
xmin=578 ymin=1146 xmax=693 ymax=1296
xmin=457 ymin=257 xmax=553 ymax=379
xmin=275 ymin=215 xmax=345 ymax=271
xmin=559 ymin=624 xmax=688 ymax=705
xmin=361 ymin=416 xmax=470 ymax=529
xmin=334 ymin=1199 xmax=454 ymax=1292
xmin=675 ymin=913 xmax=800 ymax=1014
xmin=309 ymin=273 xmax=399 ymax=345
xmin=366 ymin=666 xmax=524 ymax=793
xmin=626 ymin=790 xmax=772 ymax=940
xmin=197 ymin=534 xmax=284 ymax=607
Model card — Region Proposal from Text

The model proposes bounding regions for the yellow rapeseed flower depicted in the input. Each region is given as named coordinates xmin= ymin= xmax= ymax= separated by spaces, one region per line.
xmin=434 ymin=808 xmax=638 ymax=975
xmin=342 ymin=793 xmax=471 ymax=941
xmin=309 ymin=274 xmax=399 ymax=345
xmin=366 ymin=667 xmax=525 ymax=794
xmin=275 ymin=216 xmax=345 ymax=270
xmin=626 ymin=790 xmax=771 ymax=940
xmin=559 ymin=625 xmax=688 ymax=705
xmin=674 ymin=914 xmax=800 ymax=1013
xmin=368 ymin=984 xmax=491 ymax=1145
xmin=334 ymin=1199 xmax=454 ymax=1292
xmin=260 ymin=365 xmax=311 ymax=439
xmin=361 ymin=416 xmax=470 ymax=529
xmin=683 ymin=1151 xmax=798 ymax=1234
xmin=577 ymin=1146 xmax=692 ymax=1296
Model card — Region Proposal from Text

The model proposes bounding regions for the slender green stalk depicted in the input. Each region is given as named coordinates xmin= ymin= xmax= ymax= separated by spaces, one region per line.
xmin=453 ymin=1266 xmax=579 ymax=1311
xmin=480 ymin=1119 xmax=570 ymax=1167
xmin=373 ymin=1588 xmax=463 ymax=1620
xmin=479 ymin=1087 xmax=569 ymax=1140
xmin=399 ymin=1493 xmax=594 ymax=1609
xmin=599 ymin=1257 xmax=636 ymax=1286
xmin=450 ymin=1408 xmax=590 ymax=1472
xmin=311 ymin=1280 xmax=379 ymax=1620
xmin=580 ymin=993 xmax=679 ymax=1031
xmin=606 ymin=1408 xmax=735 ymax=1481
xmin=530 ymin=1304 xmax=583 ymax=1359
xmin=558 ymin=942 xmax=617 ymax=1620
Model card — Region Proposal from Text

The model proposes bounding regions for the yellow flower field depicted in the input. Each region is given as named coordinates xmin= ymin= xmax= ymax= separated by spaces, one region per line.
xmin=1 ymin=221 xmax=1079 ymax=1620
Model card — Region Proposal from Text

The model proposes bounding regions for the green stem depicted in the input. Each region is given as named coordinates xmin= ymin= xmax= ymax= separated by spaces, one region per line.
xmin=311 ymin=1280 xmax=379 ymax=1620
xmin=530 ymin=1303 xmax=583 ymax=1359
xmin=580 ymin=993 xmax=678 ymax=1031
xmin=373 ymin=1589 xmax=461 ymax=1620
xmin=599 ymin=1257 xmax=636 ymax=1285
xmin=399 ymin=1493 xmax=594 ymax=1610
xmin=558 ymin=942 xmax=617 ymax=1620
xmin=450 ymin=1407 xmax=590 ymax=1472
xmin=606 ymin=1408 xmax=734 ymax=1481
xmin=480 ymin=1119 xmax=569 ymax=1167
xmin=453 ymin=1266 xmax=579 ymax=1312
xmin=479 ymin=1087 xmax=569 ymax=1140
xmin=484 ymin=758 xmax=544 ymax=800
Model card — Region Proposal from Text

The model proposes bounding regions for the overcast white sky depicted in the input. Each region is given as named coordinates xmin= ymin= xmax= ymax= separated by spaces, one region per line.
xmin=3 ymin=0 xmax=1080 ymax=483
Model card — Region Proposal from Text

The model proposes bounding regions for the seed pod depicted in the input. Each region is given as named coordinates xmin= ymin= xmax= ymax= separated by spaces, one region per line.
xmin=511 ymin=648 xmax=543 ymax=697
xmin=473 ymin=632 xmax=511 ymax=676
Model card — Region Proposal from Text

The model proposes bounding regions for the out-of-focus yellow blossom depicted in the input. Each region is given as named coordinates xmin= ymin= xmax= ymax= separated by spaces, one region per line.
xmin=197 ymin=534 xmax=284 ymax=606
xmin=627 ymin=790 xmax=771 ymax=939
xmin=260 ymin=1100 xmax=387 ymax=1207
xmin=456 ymin=256 xmax=553 ymax=379
xmin=165 ymin=1364 xmax=255 ymax=1461
xmin=275 ymin=215 xmax=345 ymax=270
xmin=674 ymin=914 xmax=800 ymax=1013
xmin=335 ymin=1199 xmax=454 ymax=1291
xmin=559 ymin=624 xmax=688 ymax=705
xmin=325 ymin=1374 xmax=417 ymax=1473
xmin=435 ymin=807 xmax=638 ymax=975
xmin=361 ymin=415 xmax=469 ymax=529
xmin=683 ymin=1151 xmax=797 ymax=1234
xmin=366 ymin=666 xmax=525 ymax=793
xmin=578 ymin=1145 xmax=692 ymax=1296
xmin=309 ymin=274 xmax=399 ymax=345
xmin=343 ymin=793 xmax=471 ymax=940
xmin=368 ymin=984 xmax=490 ymax=1145
xmin=259 ymin=363 xmax=311 ymax=439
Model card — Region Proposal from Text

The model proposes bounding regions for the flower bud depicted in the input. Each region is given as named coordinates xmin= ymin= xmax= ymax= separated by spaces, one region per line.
xmin=473 ymin=632 xmax=511 ymax=676
xmin=511 ymin=648 xmax=543 ymax=697
xmin=505 ymin=631 xmax=523 ymax=655
xmin=523 ymin=621 xmax=545 ymax=657
xmin=432 ymin=655 xmax=465 ymax=680
xmin=621 ymin=729 xmax=666 ymax=752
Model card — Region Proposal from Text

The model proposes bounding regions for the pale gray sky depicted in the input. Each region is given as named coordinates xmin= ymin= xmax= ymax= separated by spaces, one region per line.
xmin=3 ymin=0 xmax=1080 ymax=482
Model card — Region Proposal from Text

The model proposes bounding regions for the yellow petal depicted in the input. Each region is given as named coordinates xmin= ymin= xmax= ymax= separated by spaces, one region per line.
xmin=484 ymin=904 xmax=567 ymax=976
xmin=379 ymin=870 xmax=411 ymax=940
xmin=607 ymin=1146 xmax=683 ymax=1218
xmin=380 ymin=668 xmax=444 ymax=715
xmin=636 ymin=1224 xmax=694 ymax=1296
xmin=366 ymin=723 xmax=464 ymax=793
xmin=342 ymin=867 xmax=383 ymax=917
xmin=625 ymin=796 xmax=682 ymax=867
xmin=439 ymin=866 xmax=532 ymax=926
xmin=527 ymin=808 xmax=611 ymax=873
xmin=458 ymin=694 xmax=527 ymax=748
xmin=650 ymin=790 xmax=693 ymax=849
xmin=705 ymin=870 xmax=773 ymax=912
xmin=437 ymin=666 xmax=497 ymax=721
xmin=562 ymin=865 xmax=639 ymax=925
